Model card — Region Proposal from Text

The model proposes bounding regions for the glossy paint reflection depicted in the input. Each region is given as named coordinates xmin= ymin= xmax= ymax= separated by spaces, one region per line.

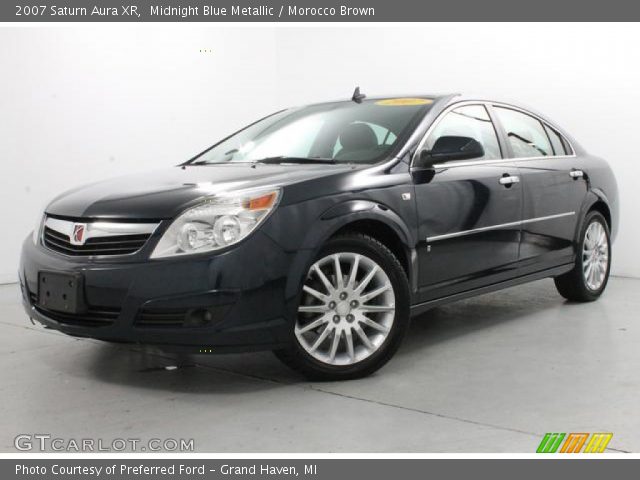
xmin=414 ymin=163 xmax=521 ymax=301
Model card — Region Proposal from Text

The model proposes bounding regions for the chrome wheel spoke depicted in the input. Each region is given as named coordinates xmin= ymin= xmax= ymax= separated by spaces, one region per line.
xmin=345 ymin=328 xmax=355 ymax=362
xmin=303 ymin=285 xmax=328 ymax=302
xmin=353 ymin=324 xmax=375 ymax=351
xmin=295 ymin=315 xmax=329 ymax=334
xmin=309 ymin=325 xmax=331 ymax=353
xmin=333 ymin=254 xmax=344 ymax=290
xmin=313 ymin=264 xmax=335 ymax=294
xmin=328 ymin=330 xmax=341 ymax=362
xmin=355 ymin=265 xmax=378 ymax=293
xmin=296 ymin=251 xmax=396 ymax=366
xmin=361 ymin=284 xmax=390 ymax=303
xmin=347 ymin=254 xmax=360 ymax=288
xmin=360 ymin=304 xmax=394 ymax=313
xmin=358 ymin=314 xmax=390 ymax=333
xmin=298 ymin=304 xmax=329 ymax=314
xmin=588 ymin=266 xmax=596 ymax=287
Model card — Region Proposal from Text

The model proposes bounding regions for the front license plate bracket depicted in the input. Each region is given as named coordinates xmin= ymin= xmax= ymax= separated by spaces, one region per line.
xmin=37 ymin=271 xmax=85 ymax=314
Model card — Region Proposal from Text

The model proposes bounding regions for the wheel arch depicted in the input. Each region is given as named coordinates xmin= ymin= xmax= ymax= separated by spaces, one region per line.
xmin=284 ymin=200 xmax=418 ymax=301
xmin=588 ymin=199 xmax=612 ymax=231
xmin=582 ymin=188 xmax=613 ymax=223
xmin=574 ymin=189 xmax=614 ymax=249
xmin=330 ymin=219 xmax=412 ymax=278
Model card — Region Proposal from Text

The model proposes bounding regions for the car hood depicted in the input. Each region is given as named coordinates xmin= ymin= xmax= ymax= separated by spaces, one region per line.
xmin=45 ymin=163 xmax=354 ymax=219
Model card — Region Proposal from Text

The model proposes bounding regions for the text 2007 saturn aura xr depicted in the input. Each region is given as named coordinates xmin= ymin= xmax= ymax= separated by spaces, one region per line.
xmin=20 ymin=92 xmax=618 ymax=380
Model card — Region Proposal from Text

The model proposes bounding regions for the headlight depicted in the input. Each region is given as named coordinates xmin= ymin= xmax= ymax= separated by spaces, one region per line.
xmin=150 ymin=188 xmax=281 ymax=258
xmin=32 ymin=213 xmax=44 ymax=244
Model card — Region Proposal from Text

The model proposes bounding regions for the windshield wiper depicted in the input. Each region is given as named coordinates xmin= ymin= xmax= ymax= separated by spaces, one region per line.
xmin=185 ymin=156 xmax=338 ymax=166
xmin=252 ymin=156 xmax=337 ymax=165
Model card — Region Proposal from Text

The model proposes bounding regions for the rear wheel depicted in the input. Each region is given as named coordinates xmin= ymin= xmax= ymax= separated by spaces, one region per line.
xmin=554 ymin=211 xmax=611 ymax=302
xmin=274 ymin=233 xmax=410 ymax=380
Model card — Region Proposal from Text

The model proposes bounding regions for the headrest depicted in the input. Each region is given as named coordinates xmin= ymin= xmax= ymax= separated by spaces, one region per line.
xmin=339 ymin=123 xmax=378 ymax=152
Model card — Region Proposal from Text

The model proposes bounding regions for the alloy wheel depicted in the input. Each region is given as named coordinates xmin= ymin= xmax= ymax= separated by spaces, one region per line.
xmin=582 ymin=221 xmax=609 ymax=291
xmin=296 ymin=252 xmax=396 ymax=366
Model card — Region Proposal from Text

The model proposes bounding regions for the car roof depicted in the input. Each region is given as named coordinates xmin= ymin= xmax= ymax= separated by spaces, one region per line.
xmin=298 ymin=93 xmax=548 ymax=114
xmin=298 ymin=93 xmax=454 ymax=108
xmin=299 ymin=93 xmax=545 ymax=111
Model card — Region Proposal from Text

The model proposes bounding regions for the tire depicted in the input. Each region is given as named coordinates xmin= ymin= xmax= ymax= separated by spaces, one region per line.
xmin=554 ymin=211 xmax=611 ymax=302
xmin=274 ymin=232 xmax=411 ymax=381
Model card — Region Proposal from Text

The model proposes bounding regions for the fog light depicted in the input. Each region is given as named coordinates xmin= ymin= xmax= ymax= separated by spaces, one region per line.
xmin=184 ymin=308 xmax=214 ymax=327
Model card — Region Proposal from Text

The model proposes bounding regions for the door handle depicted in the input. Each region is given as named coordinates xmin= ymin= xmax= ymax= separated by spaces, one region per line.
xmin=499 ymin=175 xmax=520 ymax=186
xmin=569 ymin=169 xmax=584 ymax=179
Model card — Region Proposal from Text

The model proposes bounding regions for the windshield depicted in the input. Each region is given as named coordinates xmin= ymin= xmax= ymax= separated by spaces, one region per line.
xmin=189 ymin=98 xmax=433 ymax=165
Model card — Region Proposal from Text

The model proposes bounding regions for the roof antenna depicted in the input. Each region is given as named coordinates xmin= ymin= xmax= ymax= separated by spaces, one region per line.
xmin=352 ymin=86 xmax=366 ymax=104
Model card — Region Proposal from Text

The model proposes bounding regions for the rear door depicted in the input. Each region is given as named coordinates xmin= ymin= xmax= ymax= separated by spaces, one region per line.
xmin=413 ymin=104 xmax=523 ymax=302
xmin=491 ymin=105 xmax=587 ymax=273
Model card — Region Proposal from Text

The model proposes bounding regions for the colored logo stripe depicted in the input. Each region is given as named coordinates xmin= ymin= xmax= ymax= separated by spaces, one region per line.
xmin=560 ymin=433 xmax=589 ymax=453
xmin=537 ymin=433 xmax=566 ymax=453
xmin=584 ymin=433 xmax=613 ymax=453
xmin=537 ymin=433 xmax=613 ymax=453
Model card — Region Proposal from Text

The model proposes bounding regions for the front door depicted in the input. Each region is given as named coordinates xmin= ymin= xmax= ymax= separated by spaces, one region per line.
xmin=413 ymin=104 xmax=523 ymax=302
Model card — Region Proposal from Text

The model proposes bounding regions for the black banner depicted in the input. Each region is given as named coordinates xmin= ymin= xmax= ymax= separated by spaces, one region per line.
xmin=3 ymin=0 xmax=640 ymax=22
xmin=4 ymin=459 xmax=640 ymax=480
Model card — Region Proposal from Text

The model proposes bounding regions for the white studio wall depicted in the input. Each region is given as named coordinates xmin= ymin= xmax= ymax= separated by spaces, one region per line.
xmin=1 ymin=24 xmax=638 ymax=282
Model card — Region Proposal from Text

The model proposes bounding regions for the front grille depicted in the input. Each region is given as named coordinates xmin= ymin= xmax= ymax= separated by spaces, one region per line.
xmin=33 ymin=301 xmax=120 ymax=327
xmin=28 ymin=283 xmax=119 ymax=327
xmin=136 ymin=308 xmax=187 ymax=328
xmin=43 ymin=227 xmax=151 ymax=256
xmin=136 ymin=304 xmax=231 ymax=329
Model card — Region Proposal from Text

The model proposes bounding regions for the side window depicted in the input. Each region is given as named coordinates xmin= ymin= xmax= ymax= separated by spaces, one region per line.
xmin=543 ymin=124 xmax=567 ymax=156
xmin=425 ymin=105 xmax=501 ymax=160
xmin=494 ymin=107 xmax=553 ymax=158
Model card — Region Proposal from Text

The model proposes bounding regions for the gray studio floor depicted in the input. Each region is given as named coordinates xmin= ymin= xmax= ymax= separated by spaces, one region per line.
xmin=0 ymin=277 xmax=638 ymax=453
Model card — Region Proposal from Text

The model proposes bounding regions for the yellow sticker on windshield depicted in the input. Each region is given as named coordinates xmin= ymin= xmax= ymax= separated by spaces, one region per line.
xmin=376 ymin=98 xmax=433 ymax=106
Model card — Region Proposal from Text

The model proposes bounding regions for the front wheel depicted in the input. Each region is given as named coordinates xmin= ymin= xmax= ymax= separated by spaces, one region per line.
xmin=554 ymin=211 xmax=611 ymax=302
xmin=274 ymin=233 xmax=410 ymax=380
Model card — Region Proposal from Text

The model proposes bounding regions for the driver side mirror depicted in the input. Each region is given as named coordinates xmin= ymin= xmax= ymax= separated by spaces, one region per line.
xmin=415 ymin=136 xmax=485 ymax=168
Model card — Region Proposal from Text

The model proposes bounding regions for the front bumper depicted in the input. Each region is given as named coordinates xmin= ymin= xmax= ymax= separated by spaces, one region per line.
xmin=18 ymin=230 xmax=301 ymax=353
